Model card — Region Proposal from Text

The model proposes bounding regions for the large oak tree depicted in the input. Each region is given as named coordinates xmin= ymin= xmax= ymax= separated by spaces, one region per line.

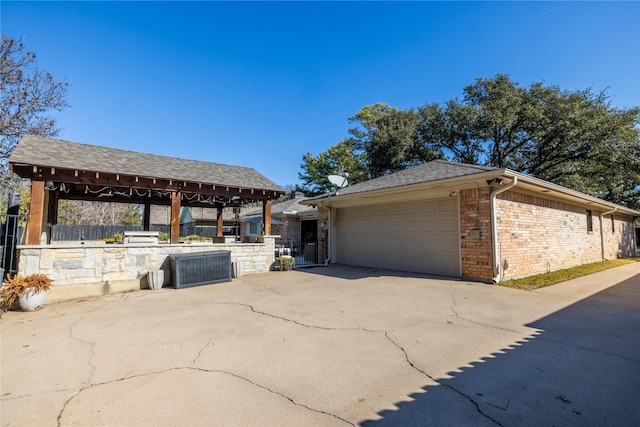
xmin=300 ymin=75 xmax=640 ymax=208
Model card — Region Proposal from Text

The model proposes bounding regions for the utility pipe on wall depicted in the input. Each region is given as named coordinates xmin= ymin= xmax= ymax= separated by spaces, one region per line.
xmin=490 ymin=176 xmax=518 ymax=283
xmin=599 ymin=207 xmax=617 ymax=261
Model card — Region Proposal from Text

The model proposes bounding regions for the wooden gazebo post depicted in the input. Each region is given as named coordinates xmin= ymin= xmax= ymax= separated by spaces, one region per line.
xmin=143 ymin=200 xmax=151 ymax=231
xmin=216 ymin=207 xmax=224 ymax=237
xmin=170 ymin=191 xmax=181 ymax=244
xmin=26 ymin=180 xmax=45 ymax=245
xmin=262 ymin=199 xmax=272 ymax=235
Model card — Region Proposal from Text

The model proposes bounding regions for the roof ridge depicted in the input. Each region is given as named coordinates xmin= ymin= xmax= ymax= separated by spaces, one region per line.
xmin=334 ymin=159 xmax=501 ymax=196
xmin=430 ymin=158 xmax=499 ymax=171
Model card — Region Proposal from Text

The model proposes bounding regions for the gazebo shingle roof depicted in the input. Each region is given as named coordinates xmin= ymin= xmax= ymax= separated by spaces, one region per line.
xmin=10 ymin=135 xmax=284 ymax=192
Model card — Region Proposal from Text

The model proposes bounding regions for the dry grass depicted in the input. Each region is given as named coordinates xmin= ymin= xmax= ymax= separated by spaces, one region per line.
xmin=498 ymin=258 xmax=638 ymax=291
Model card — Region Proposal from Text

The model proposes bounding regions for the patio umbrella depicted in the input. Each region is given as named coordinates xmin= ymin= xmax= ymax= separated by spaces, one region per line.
xmin=179 ymin=207 xmax=195 ymax=225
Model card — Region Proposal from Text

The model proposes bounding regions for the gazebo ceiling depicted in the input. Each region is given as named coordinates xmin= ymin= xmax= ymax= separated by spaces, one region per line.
xmin=9 ymin=135 xmax=285 ymax=207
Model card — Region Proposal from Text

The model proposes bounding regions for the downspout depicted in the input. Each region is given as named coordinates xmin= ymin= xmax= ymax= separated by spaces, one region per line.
xmin=490 ymin=176 xmax=518 ymax=283
xmin=599 ymin=207 xmax=617 ymax=261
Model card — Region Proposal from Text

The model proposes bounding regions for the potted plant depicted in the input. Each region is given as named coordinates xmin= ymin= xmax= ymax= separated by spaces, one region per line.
xmin=0 ymin=273 xmax=53 ymax=312
xmin=158 ymin=231 xmax=170 ymax=243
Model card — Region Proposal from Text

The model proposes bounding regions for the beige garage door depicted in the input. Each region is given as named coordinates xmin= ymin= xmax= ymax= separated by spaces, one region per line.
xmin=336 ymin=198 xmax=460 ymax=276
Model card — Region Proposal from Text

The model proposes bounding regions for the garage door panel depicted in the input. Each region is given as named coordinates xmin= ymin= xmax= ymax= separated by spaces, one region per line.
xmin=419 ymin=201 xmax=437 ymax=213
xmin=403 ymin=202 xmax=419 ymax=214
xmin=420 ymin=221 xmax=438 ymax=232
xmin=337 ymin=198 xmax=460 ymax=277
xmin=439 ymin=199 xmax=457 ymax=212
xmin=440 ymin=217 xmax=459 ymax=232
xmin=439 ymin=238 xmax=460 ymax=253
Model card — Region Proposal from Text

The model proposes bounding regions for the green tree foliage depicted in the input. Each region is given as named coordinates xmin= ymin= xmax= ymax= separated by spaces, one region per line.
xmin=0 ymin=181 xmax=31 ymax=215
xmin=301 ymin=75 xmax=639 ymax=209
xmin=367 ymin=109 xmax=443 ymax=177
xmin=298 ymin=103 xmax=443 ymax=186
xmin=298 ymin=139 xmax=367 ymax=196
xmin=417 ymin=74 xmax=640 ymax=208
xmin=0 ymin=35 xmax=69 ymax=190
xmin=347 ymin=102 xmax=399 ymax=150
xmin=57 ymin=200 xmax=143 ymax=225
xmin=347 ymin=103 xmax=443 ymax=177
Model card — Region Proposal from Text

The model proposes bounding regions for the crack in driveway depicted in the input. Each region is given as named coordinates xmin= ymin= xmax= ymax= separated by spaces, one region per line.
xmin=56 ymin=367 xmax=354 ymax=427
xmin=217 ymin=301 xmax=382 ymax=334
xmin=217 ymin=301 xmax=505 ymax=426
xmin=54 ymin=292 xmax=514 ymax=427
xmin=383 ymin=331 xmax=504 ymax=427
xmin=449 ymin=288 xmax=526 ymax=335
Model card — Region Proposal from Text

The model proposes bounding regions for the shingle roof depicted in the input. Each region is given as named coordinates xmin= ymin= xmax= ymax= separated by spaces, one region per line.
xmin=10 ymin=135 xmax=284 ymax=192
xmin=337 ymin=160 xmax=498 ymax=196
xmin=241 ymin=195 xmax=317 ymax=219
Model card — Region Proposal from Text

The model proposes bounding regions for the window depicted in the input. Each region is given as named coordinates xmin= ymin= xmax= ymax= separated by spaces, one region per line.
xmin=611 ymin=215 xmax=615 ymax=234
xmin=586 ymin=210 xmax=593 ymax=232
xmin=248 ymin=222 xmax=259 ymax=235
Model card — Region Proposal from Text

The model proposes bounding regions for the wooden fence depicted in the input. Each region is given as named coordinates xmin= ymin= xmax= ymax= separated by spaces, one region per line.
xmin=51 ymin=225 xmax=222 ymax=241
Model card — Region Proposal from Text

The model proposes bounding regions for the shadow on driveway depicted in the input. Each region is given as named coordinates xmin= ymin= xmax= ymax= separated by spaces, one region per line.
xmin=361 ymin=274 xmax=640 ymax=426
xmin=298 ymin=264 xmax=464 ymax=282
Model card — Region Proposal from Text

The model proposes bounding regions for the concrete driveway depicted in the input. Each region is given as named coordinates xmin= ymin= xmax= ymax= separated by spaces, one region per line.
xmin=1 ymin=263 xmax=639 ymax=426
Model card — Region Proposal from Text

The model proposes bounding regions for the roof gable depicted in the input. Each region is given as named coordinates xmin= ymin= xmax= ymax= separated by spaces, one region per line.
xmin=338 ymin=160 xmax=498 ymax=196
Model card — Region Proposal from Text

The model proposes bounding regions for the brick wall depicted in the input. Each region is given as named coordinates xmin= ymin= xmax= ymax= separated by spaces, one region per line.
xmin=317 ymin=206 xmax=329 ymax=241
xmin=282 ymin=218 xmax=301 ymax=243
xmin=601 ymin=214 xmax=637 ymax=259
xmin=459 ymin=188 xmax=636 ymax=282
xmin=459 ymin=188 xmax=494 ymax=281
xmin=495 ymin=191 xmax=602 ymax=280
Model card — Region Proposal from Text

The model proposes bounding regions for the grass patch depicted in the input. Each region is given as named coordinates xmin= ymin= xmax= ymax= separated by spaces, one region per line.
xmin=498 ymin=258 xmax=638 ymax=291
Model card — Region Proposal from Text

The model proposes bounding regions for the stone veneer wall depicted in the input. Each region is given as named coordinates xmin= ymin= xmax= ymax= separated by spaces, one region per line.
xmin=16 ymin=237 xmax=277 ymax=302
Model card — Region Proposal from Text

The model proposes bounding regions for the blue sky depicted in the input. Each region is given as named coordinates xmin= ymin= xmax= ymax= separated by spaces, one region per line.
xmin=2 ymin=1 xmax=639 ymax=188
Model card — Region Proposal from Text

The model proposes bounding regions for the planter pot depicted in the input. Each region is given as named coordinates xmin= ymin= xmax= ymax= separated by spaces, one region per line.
xmin=232 ymin=261 xmax=244 ymax=278
xmin=147 ymin=270 xmax=165 ymax=290
xmin=19 ymin=289 xmax=47 ymax=311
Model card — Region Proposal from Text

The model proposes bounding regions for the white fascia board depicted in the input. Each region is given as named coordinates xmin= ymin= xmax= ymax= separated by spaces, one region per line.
xmin=504 ymin=170 xmax=640 ymax=216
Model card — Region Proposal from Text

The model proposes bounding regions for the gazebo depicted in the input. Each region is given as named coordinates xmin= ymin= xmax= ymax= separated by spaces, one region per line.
xmin=7 ymin=135 xmax=287 ymax=301
xmin=9 ymin=135 xmax=285 ymax=244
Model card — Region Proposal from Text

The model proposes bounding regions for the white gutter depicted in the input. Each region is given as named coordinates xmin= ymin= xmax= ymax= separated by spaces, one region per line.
xmin=490 ymin=176 xmax=518 ymax=283
xmin=599 ymin=207 xmax=617 ymax=261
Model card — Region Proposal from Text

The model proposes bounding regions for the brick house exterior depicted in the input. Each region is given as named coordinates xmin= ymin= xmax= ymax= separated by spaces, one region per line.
xmin=306 ymin=160 xmax=639 ymax=282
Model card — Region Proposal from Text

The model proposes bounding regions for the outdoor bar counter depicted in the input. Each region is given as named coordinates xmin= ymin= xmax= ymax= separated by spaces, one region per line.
xmin=15 ymin=236 xmax=278 ymax=303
